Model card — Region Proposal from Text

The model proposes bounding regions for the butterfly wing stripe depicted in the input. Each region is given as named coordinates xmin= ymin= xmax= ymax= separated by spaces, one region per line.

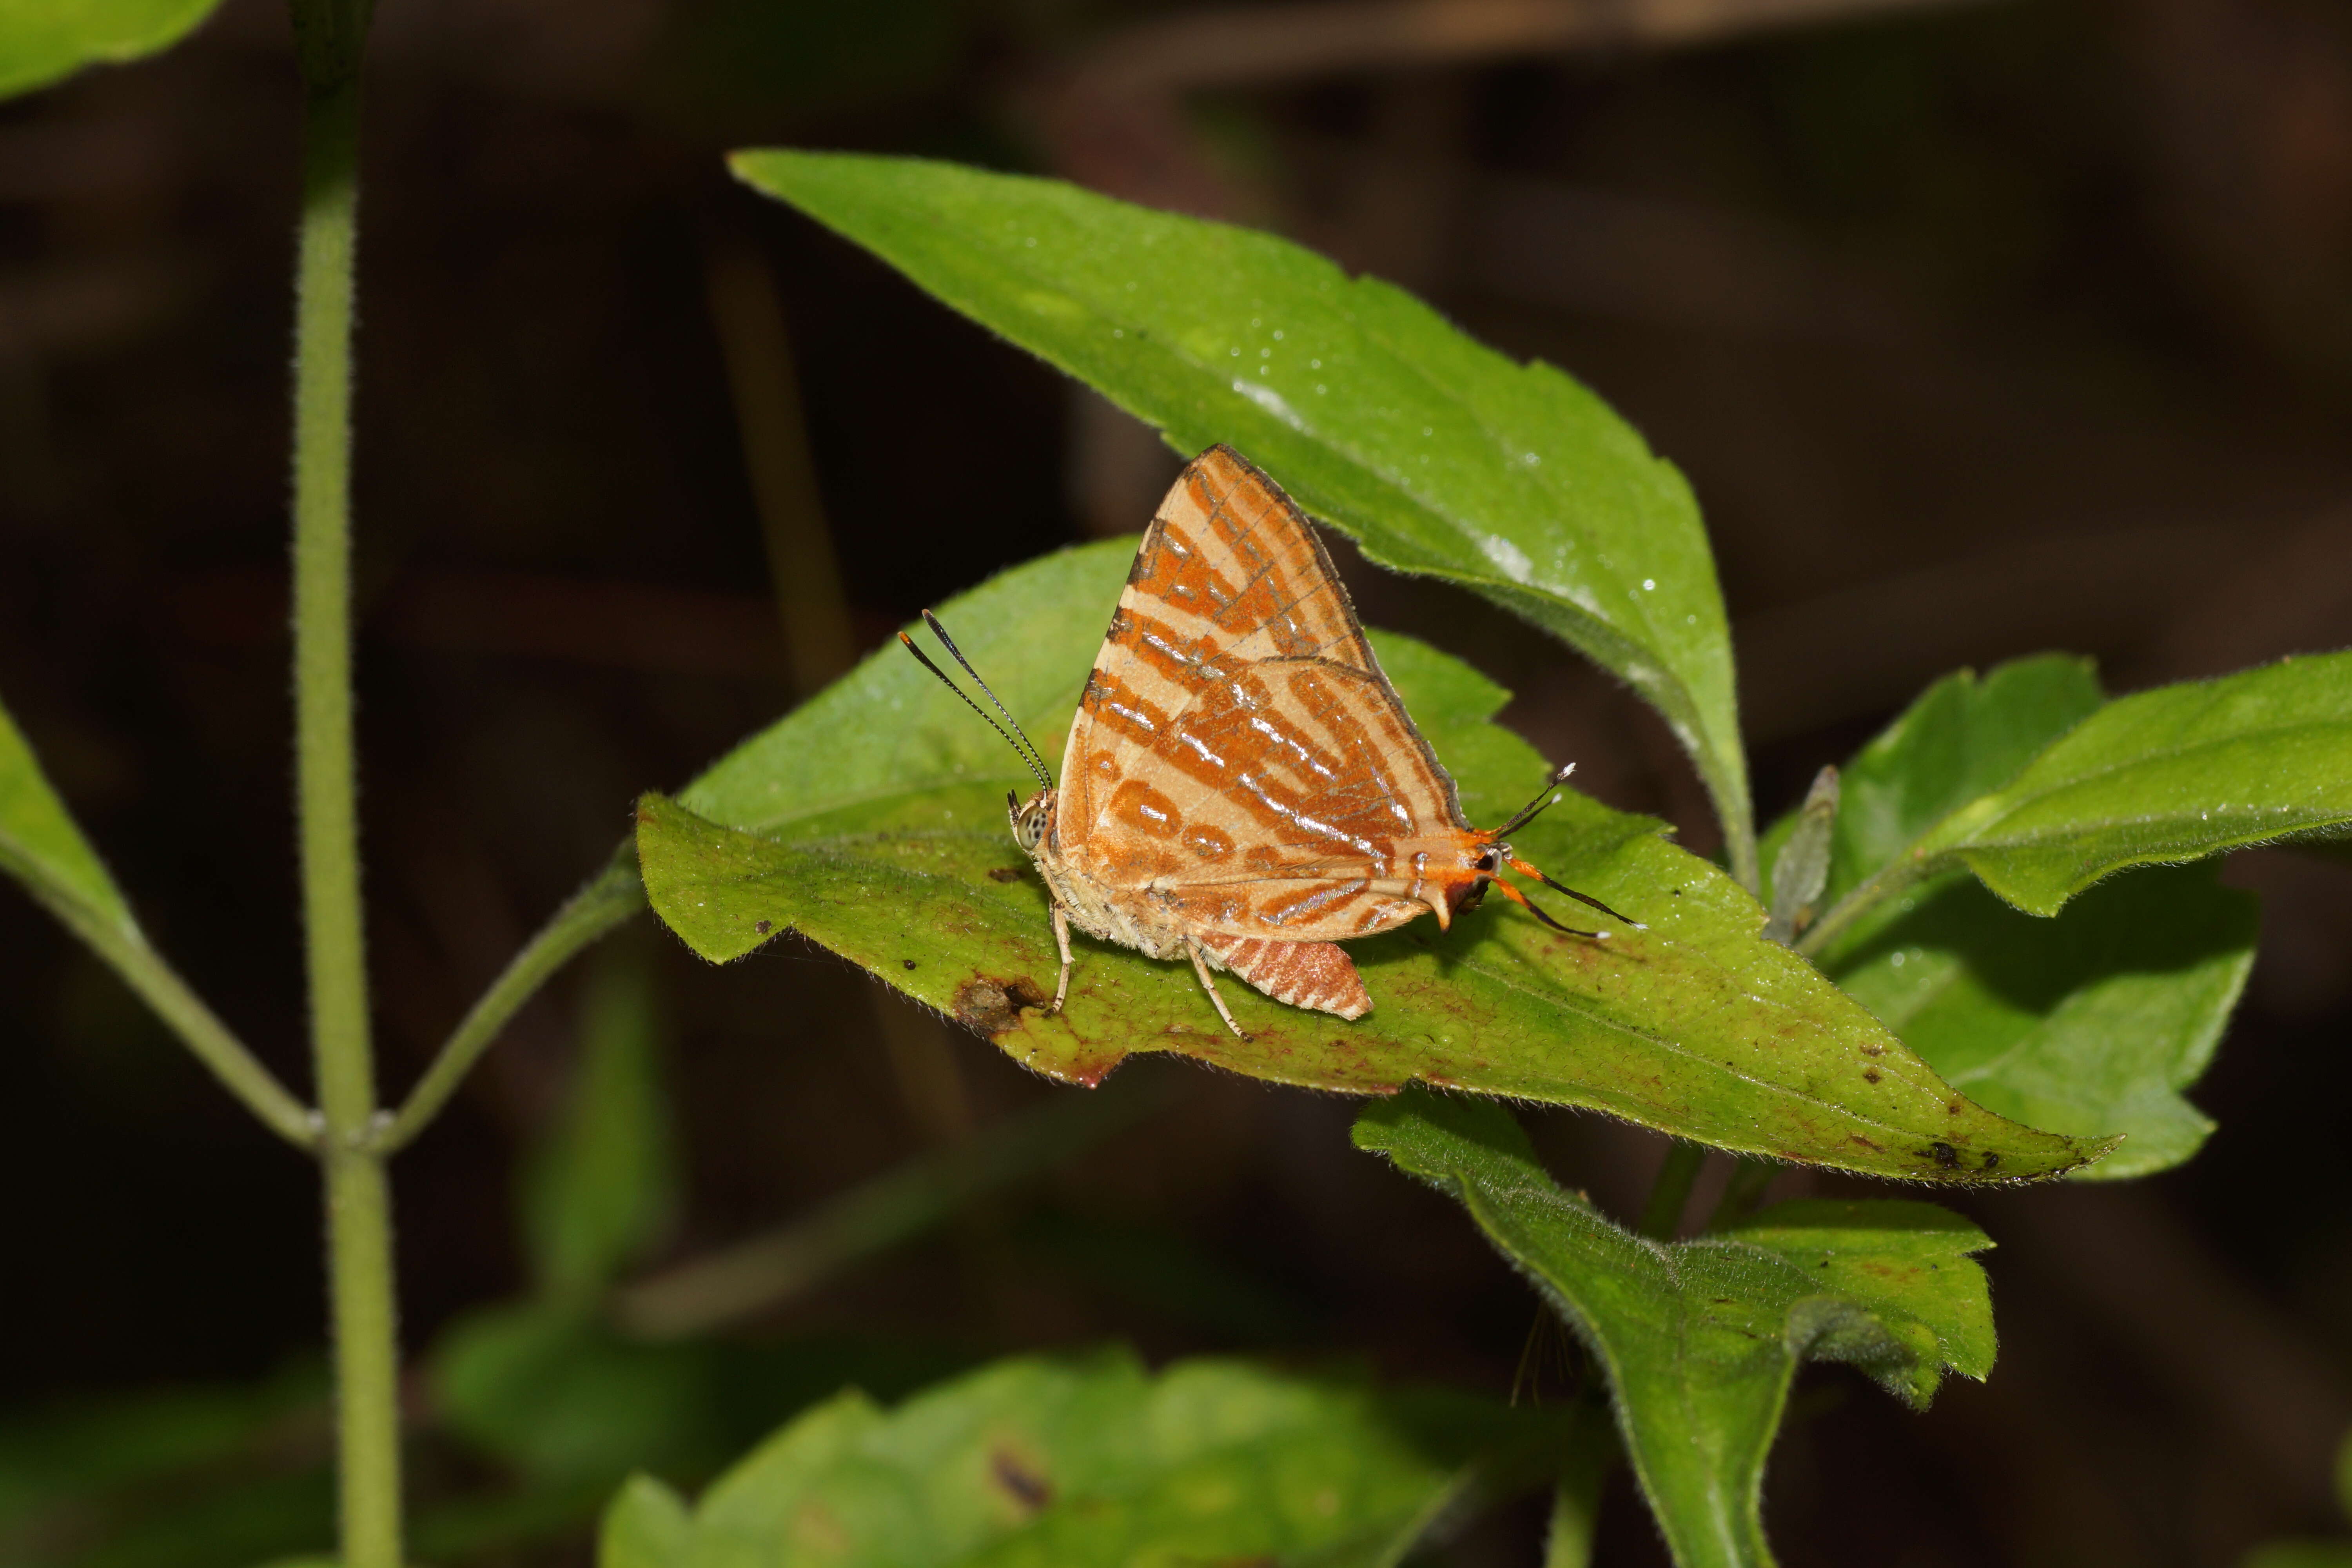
xmin=1059 ymin=445 xmax=1483 ymax=951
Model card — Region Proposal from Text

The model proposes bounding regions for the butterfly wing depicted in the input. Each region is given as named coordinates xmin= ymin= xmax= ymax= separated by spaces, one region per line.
xmin=1058 ymin=445 xmax=1479 ymax=942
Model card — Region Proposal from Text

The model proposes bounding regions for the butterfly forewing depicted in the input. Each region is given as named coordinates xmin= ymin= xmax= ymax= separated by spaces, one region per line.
xmin=1058 ymin=446 xmax=1479 ymax=942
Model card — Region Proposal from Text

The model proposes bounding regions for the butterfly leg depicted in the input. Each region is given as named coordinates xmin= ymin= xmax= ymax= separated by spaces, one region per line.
xmin=1049 ymin=901 xmax=1074 ymax=1015
xmin=1183 ymin=940 xmax=1250 ymax=1040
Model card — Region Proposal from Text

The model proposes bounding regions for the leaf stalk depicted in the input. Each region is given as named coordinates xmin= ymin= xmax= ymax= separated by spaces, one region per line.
xmin=371 ymin=850 xmax=643 ymax=1155
xmin=29 ymin=889 xmax=316 ymax=1147
xmin=1637 ymin=1143 xmax=1704 ymax=1241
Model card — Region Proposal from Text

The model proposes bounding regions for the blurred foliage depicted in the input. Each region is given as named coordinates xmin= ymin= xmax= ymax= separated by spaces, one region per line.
xmin=0 ymin=0 xmax=222 ymax=102
xmin=642 ymin=0 xmax=960 ymax=127
xmin=596 ymin=1348 xmax=1555 ymax=1568
xmin=517 ymin=956 xmax=678 ymax=1300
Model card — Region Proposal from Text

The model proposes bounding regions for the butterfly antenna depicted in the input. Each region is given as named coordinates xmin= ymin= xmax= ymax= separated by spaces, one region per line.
xmin=1488 ymin=877 xmax=1599 ymax=938
xmin=898 ymin=630 xmax=1052 ymax=791
xmin=1505 ymin=857 xmax=1645 ymax=929
xmin=1497 ymin=762 xmax=1577 ymax=837
xmin=920 ymin=610 xmax=1054 ymax=787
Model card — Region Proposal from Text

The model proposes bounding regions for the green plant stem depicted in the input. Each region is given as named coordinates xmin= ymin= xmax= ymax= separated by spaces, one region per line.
xmin=292 ymin=74 xmax=401 ymax=1568
xmin=1706 ymin=1158 xmax=1775 ymax=1231
xmin=1637 ymin=1144 xmax=1704 ymax=1241
xmin=1700 ymin=758 xmax=1759 ymax=896
xmin=37 ymin=895 xmax=316 ymax=1147
xmin=371 ymin=849 xmax=643 ymax=1155
xmin=1541 ymin=1396 xmax=1617 ymax=1568
xmin=1795 ymin=855 xmax=1934 ymax=960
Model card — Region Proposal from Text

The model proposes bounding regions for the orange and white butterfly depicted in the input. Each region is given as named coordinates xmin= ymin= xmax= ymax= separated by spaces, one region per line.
xmin=902 ymin=444 xmax=1638 ymax=1038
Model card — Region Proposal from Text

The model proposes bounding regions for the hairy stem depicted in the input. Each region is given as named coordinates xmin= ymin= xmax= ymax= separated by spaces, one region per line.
xmin=1794 ymin=854 xmax=1934 ymax=960
xmin=292 ymin=73 xmax=401 ymax=1568
xmin=372 ymin=849 xmax=643 ymax=1155
xmin=45 ymin=896 xmax=316 ymax=1148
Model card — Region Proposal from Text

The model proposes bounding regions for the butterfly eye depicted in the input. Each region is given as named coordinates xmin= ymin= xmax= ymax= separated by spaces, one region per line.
xmin=1475 ymin=847 xmax=1501 ymax=874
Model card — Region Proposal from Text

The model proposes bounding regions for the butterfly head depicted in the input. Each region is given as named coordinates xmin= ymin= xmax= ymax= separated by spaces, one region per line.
xmin=1008 ymin=788 xmax=1056 ymax=855
xmin=1460 ymin=766 xmax=1646 ymax=937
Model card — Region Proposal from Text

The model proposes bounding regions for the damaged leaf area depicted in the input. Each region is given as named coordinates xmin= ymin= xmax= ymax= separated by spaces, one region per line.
xmin=637 ymin=541 xmax=2109 ymax=1183
xmin=595 ymin=1348 xmax=1533 ymax=1568
xmin=1354 ymin=1087 xmax=1996 ymax=1568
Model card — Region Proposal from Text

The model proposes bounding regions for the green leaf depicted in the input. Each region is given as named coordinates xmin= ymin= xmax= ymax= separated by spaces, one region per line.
xmin=1777 ymin=658 xmax=2259 ymax=1180
xmin=434 ymin=1304 xmax=718 ymax=1486
xmin=1355 ymin=1086 xmax=1995 ymax=1568
xmin=0 ymin=0 xmax=223 ymax=100
xmin=2243 ymin=1547 xmax=2352 ymax=1568
xmin=1920 ymin=650 xmax=2352 ymax=913
xmin=1809 ymin=651 xmax=2352 ymax=930
xmin=518 ymin=955 xmax=678 ymax=1297
xmin=598 ymin=1475 xmax=691 ymax=1568
xmin=728 ymin=149 xmax=1756 ymax=884
xmin=0 ymin=1365 xmax=324 ymax=1531
xmin=0 ymin=699 xmax=137 ymax=946
xmin=0 ymin=695 xmax=314 ymax=1144
xmin=1826 ymin=867 xmax=2255 ymax=1180
xmin=639 ymin=542 xmax=2107 ymax=1183
xmin=1775 ymin=655 xmax=2107 ymax=916
xmin=595 ymin=1348 xmax=1535 ymax=1568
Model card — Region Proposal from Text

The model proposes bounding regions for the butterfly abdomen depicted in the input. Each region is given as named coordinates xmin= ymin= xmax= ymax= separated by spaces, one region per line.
xmin=1198 ymin=934 xmax=1372 ymax=1020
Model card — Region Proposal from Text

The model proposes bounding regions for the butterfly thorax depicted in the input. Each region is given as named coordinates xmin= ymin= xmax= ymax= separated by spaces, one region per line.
xmin=1011 ymin=786 xmax=1199 ymax=960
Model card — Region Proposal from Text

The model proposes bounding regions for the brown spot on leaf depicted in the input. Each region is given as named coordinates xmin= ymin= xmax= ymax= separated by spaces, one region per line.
xmin=902 ymin=958 xmax=917 ymax=971
xmin=1862 ymin=1068 xmax=1881 ymax=1084
xmin=954 ymin=979 xmax=1017 ymax=1034
xmin=1849 ymin=1135 xmax=1883 ymax=1152
xmin=953 ymin=975 xmax=1051 ymax=1037
xmin=991 ymin=1446 xmax=1051 ymax=1512
xmin=987 ymin=866 xmax=1025 ymax=884
xmin=1929 ymin=1141 xmax=1959 ymax=1168
xmin=755 ymin=920 xmax=771 ymax=936
xmin=1981 ymin=1151 xmax=2001 ymax=1171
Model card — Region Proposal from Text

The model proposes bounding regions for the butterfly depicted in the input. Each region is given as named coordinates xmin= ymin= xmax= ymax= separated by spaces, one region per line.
xmin=901 ymin=444 xmax=1637 ymax=1039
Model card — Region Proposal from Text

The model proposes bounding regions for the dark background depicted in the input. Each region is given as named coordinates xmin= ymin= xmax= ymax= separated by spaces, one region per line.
xmin=3 ymin=0 xmax=2351 ymax=1562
